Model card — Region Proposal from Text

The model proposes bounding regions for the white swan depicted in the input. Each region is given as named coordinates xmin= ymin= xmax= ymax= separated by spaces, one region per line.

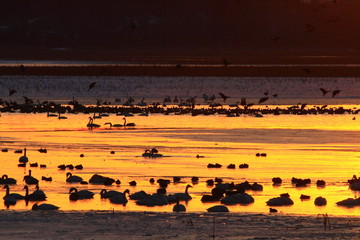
xmin=123 ymin=117 xmax=135 ymax=127
xmin=100 ymin=189 xmax=126 ymax=199
xmin=87 ymin=117 xmax=100 ymax=128
xmin=66 ymin=172 xmax=83 ymax=183
xmin=171 ymin=184 xmax=193 ymax=201
xmin=173 ymin=199 xmax=186 ymax=212
xmin=109 ymin=189 xmax=130 ymax=205
xmin=207 ymin=205 xmax=229 ymax=212
xmin=0 ymin=175 xmax=17 ymax=184
xmin=32 ymin=203 xmax=59 ymax=210
xmin=23 ymin=170 xmax=39 ymax=185
xmin=19 ymin=148 xmax=28 ymax=163
xmin=69 ymin=187 xmax=94 ymax=200
xmin=104 ymin=122 xmax=123 ymax=128
xmin=3 ymin=184 xmax=25 ymax=200
xmin=24 ymin=185 xmax=46 ymax=201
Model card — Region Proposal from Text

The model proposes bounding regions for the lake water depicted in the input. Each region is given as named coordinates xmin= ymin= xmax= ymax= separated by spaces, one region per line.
xmin=1 ymin=108 xmax=360 ymax=216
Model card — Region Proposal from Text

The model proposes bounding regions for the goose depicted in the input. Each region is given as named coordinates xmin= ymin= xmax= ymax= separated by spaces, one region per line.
xmin=173 ymin=199 xmax=186 ymax=212
xmin=3 ymin=184 xmax=25 ymax=200
xmin=0 ymin=175 xmax=17 ymax=184
xmin=69 ymin=187 xmax=94 ymax=200
xmin=104 ymin=122 xmax=123 ymax=128
xmin=32 ymin=203 xmax=59 ymax=210
xmin=23 ymin=170 xmax=39 ymax=185
xmin=66 ymin=172 xmax=83 ymax=183
xmin=19 ymin=148 xmax=28 ymax=163
xmin=171 ymin=184 xmax=193 ymax=201
xmin=24 ymin=185 xmax=46 ymax=201
xmin=100 ymin=189 xmax=125 ymax=199
xmin=123 ymin=117 xmax=135 ymax=127
xmin=109 ymin=189 xmax=130 ymax=205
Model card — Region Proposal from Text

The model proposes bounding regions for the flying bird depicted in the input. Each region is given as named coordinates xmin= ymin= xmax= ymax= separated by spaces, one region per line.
xmin=258 ymin=97 xmax=269 ymax=104
xmin=320 ymin=88 xmax=329 ymax=96
xmin=332 ymin=89 xmax=341 ymax=97
xmin=9 ymin=89 xmax=16 ymax=96
xmin=88 ymin=82 xmax=97 ymax=91
xmin=218 ymin=92 xmax=230 ymax=102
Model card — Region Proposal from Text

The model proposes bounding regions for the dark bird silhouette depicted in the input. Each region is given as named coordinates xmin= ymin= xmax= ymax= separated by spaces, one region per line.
xmin=202 ymin=94 xmax=209 ymax=102
xmin=258 ymin=97 xmax=269 ymax=104
xmin=9 ymin=89 xmax=16 ymax=96
xmin=264 ymin=90 xmax=269 ymax=96
xmin=88 ymin=82 xmax=97 ymax=91
xmin=320 ymin=88 xmax=329 ymax=96
xmin=222 ymin=58 xmax=229 ymax=67
xmin=209 ymin=94 xmax=216 ymax=101
xmin=240 ymin=97 xmax=247 ymax=106
xmin=218 ymin=92 xmax=230 ymax=102
xmin=272 ymin=93 xmax=278 ymax=98
xmin=300 ymin=103 xmax=307 ymax=110
xmin=332 ymin=89 xmax=341 ymax=97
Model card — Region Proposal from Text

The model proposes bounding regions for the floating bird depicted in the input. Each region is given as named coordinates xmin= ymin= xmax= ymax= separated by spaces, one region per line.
xmin=69 ymin=187 xmax=94 ymax=200
xmin=207 ymin=205 xmax=229 ymax=212
xmin=100 ymin=189 xmax=125 ymax=199
xmin=19 ymin=148 xmax=28 ymax=163
xmin=3 ymin=185 xmax=25 ymax=200
xmin=104 ymin=122 xmax=123 ymax=128
xmin=24 ymin=185 xmax=46 ymax=201
xmin=88 ymin=82 xmax=97 ymax=91
xmin=66 ymin=172 xmax=83 ymax=183
xmin=0 ymin=175 xmax=17 ymax=184
xmin=23 ymin=170 xmax=39 ymax=185
xmin=218 ymin=92 xmax=230 ymax=102
xmin=87 ymin=117 xmax=100 ymax=128
xmin=173 ymin=199 xmax=186 ymax=212
xmin=32 ymin=203 xmax=59 ymax=210
xmin=123 ymin=118 xmax=135 ymax=127
xmin=109 ymin=189 xmax=130 ymax=205
xmin=171 ymin=184 xmax=193 ymax=201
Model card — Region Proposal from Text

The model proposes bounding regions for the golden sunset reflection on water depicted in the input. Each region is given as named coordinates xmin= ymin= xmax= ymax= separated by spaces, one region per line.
xmin=0 ymin=107 xmax=360 ymax=216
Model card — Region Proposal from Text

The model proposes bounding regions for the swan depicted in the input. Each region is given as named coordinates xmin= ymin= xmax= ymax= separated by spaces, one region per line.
xmin=24 ymin=185 xmax=46 ymax=201
xmin=32 ymin=203 xmax=59 ymax=210
xmin=142 ymin=148 xmax=163 ymax=158
xmin=123 ymin=117 xmax=135 ymax=127
xmin=136 ymin=193 xmax=169 ymax=206
xmin=171 ymin=184 xmax=193 ymax=201
xmin=173 ymin=199 xmax=186 ymax=212
xmin=207 ymin=205 xmax=229 ymax=212
xmin=221 ymin=193 xmax=254 ymax=205
xmin=266 ymin=196 xmax=294 ymax=206
xmin=0 ymin=175 xmax=17 ymax=184
xmin=3 ymin=184 xmax=25 ymax=200
xmin=109 ymin=189 xmax=130 ymax=205
xmin=100 ymin=189 xmax=126 ymax=199
xmin=66 ymin=172 xmax=83 ymax=183
xmin=58 ymin=113 xmax=68 ymax=119
xmin=86 ymin=117 xmax=100 ymax=128
xmin=47 ymin=112 xmax=57 ymax=117
xmin=69 ymin=187 xmax=94 ymax=200
xmin=129 ymin=190 xmax=149 ymax=200
xmin=19 ymin=148 xmax=28 ymax=163
xmin=104 ymin=122 xmax=123 ymax=128
xmin=23 ymin=170 xmax=39 ymax=185
xmin=89 ymin=174 xmax=115 ymax=185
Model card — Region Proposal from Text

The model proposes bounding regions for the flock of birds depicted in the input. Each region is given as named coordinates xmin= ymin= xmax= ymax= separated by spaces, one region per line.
xmin=2 ymin=147 xmax=360 ymax=213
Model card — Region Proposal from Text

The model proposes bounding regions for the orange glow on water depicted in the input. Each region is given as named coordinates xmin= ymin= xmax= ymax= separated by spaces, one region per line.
xmin=0 ymin=109 xmax=360 ymax=216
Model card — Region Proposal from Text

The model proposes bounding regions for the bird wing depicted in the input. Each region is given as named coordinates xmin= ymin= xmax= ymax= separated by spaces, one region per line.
xmin=258 ymin=97 xmax=269 ymax=104
xmin=320 ymin=88 xmax=328 ymax=96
